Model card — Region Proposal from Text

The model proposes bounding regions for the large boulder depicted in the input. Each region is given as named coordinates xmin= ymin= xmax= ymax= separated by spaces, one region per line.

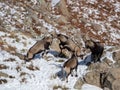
xmin=50 ymin=38 xmax=61 ymax=56
xmin=112 ymin=79 xmax=120 ymax=90
xmin=74 ymin=61 xmax=111 ymax=89
xmin=100 ymin=67 xmax=120 ymax=90
xmin=56 ymin=15 xmax=68 ymax=25
xmin=88 ymin=62 xmax=110 ymax=72
xmin=113 ymin=50 xmax=120 ymax=61
xmin=74 ymin=70 xmax=101 ymax=89
xmin=74 ymin=78 xmax=85 ymax=89
xmin=84 ymin=70 xmax=101 ymax=87
xmin=109 ymin=46 xmax=120 ymax=67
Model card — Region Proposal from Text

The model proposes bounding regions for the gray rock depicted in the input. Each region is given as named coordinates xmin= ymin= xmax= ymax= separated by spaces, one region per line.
xmin=113 ymin=50 xmax=120 ymax=61
xmin=0 ymin=72 xmax=9 ymax=78
xmin=74 ymin=78 xmax=84 ymax=89
xmin=100 ymin=67 xmax=120 ymax=90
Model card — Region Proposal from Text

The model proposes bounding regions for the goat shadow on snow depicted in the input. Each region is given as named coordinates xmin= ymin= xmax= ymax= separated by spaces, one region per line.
xmin=53 ymin=54 xmax=92 ymax=80
xmin=78 ymin=54 xmax=92 ymax=66
xmin=33 ymin=50 xmax=67 ymax=60
xmin=50 ymin=63 xmax=64 ymax=79
xmin=30 ymin=50 xmax=58 ymax=60
xmin=33 ymin=51 xmax=92 ymax=80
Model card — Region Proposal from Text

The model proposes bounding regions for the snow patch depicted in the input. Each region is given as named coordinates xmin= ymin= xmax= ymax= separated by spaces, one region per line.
xmin=51 ymin=0 xmax=60 ymax=7
xmin=81 ymin=84 xmax=103 ymax=90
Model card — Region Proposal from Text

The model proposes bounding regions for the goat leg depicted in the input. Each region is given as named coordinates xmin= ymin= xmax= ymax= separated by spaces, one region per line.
xmin=62 ymin=68 xmax=66 ymax=81
xmin=58 ymin=44 xmax=63 ymax=56
xmin=66 ymin=73 xmax=70 ymax=82
xmin=71 ymin=68 xmax=76 ymax=77
xmin=75 ymin=66 xmax=78 ymax=77
xmin=97 ymin=53 xmax=103 ymax=62
xmin=41 ymin=50 xmax=45 ymax=58
xmin=71 ymin=69 xmax=74 ymax=77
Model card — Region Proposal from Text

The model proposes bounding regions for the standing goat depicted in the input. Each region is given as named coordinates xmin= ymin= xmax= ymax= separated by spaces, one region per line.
xmin=25 ymin=36 xmax=53 ymax=61
xmin=85 ymin=39 xmax=104 ymax=63
xmin=63 ymin=53 xmax=78 ymax=82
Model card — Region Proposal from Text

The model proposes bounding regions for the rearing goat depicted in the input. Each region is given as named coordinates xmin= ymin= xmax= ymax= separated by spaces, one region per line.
xmin=56 ymin=34 xmax=81 ymax=57
xmin=63 ymin=53 xmax=78 ymax=82
xmin=25 ymin=36 xmax=53 ymax=61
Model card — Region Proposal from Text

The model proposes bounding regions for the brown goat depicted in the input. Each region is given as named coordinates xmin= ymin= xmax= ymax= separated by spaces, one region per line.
xmin=85 ymin=39 xmax=104 ymax=63
xmin=55 ymin=34 xmax=81 ymax=57
xmin=25 ymin=36 xmax=53 ymax=61
xmin=63 ymin=53 xmax=78 ymax=82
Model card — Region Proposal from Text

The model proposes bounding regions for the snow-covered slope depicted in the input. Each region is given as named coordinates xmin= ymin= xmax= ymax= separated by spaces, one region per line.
xmin=0 ymin=31 xmax=93 ymax=90
xmin=0 ymin=0 xmax=119 ymax=90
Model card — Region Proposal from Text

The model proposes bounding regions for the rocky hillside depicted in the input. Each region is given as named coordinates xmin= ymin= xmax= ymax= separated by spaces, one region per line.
xmin=0 ymin=0 xmax=120 ymax=44
xmin=0 ymin=0 xmax=120 ymax=90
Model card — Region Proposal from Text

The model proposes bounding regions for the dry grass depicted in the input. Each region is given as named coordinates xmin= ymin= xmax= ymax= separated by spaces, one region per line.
xmin=57 ymin=59 xmax=65 ymax=63
xmin=26 ymin=64 xmax=40 ymax=71
xmin=20 ymin=77 xmax=27 ymax=84
xmin=0 ymin=64 xmax=9 ymax=70
xmin=0 ymin=79 xmax=7 ymax=84
xmin=4 ymin=58 xmax=16 ymax=62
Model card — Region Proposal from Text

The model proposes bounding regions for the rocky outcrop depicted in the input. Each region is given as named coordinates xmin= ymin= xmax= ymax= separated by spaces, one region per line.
xmin=100 ymin=67 xmax=120 ymax=90
xmin=113 ymin=49 xmax=120 ymax=61
xmin=82 ymin=62 xmax=110 ymax=87
xmin=74 ymin=61 xmax=120 ymax=90
xmin=112 ymin=49 xmax=120 ymax=61
xmin=50 ymin=38 xmax=61 ymax=54
xmin=113 ymin=50 xmax=120 ymax=67
xmin=88 ymin=62 xmax=110 ymax=72
xmin=74 ymin=62 xmax=109 ymax=89
xmin=74 ymin=78 xmax=84 ymax=89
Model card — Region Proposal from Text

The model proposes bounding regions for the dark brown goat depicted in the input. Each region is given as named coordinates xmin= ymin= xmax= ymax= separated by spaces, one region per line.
xmin=63 ymin=53 xmax=78 ymax=82
xmin=85 ymin=39 xmax=104 ymax=63
xmin=25 ymin=36 xmax=53 ymax=61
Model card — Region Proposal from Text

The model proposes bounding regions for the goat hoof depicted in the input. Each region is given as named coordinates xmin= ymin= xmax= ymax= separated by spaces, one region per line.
xmin=66 ymin=80 xmax=68 ymax=83
xmin=75 ymin=75 xmax=78 ymax=77
xmin=25 ymin=60 xmax=30 ymax=62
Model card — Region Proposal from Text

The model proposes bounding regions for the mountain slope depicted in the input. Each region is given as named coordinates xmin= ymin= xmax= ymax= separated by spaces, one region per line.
xmin=0 ymin=0 xmax=120 ymax=90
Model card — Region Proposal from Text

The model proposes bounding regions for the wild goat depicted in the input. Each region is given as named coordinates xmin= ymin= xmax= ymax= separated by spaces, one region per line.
xmin=63 ymin=53 xmax=78 ymax=82
xmin=55 ymin=34 xmax=81 ymax=57
xmin=85 ymin=39 xmax=104 ymax=63
xmin=25 ymin=36 xmax=53 ymax=61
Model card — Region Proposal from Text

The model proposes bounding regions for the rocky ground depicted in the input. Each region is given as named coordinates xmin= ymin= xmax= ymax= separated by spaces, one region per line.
xmin=0 ymin=0 xmax=120 ymax=90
